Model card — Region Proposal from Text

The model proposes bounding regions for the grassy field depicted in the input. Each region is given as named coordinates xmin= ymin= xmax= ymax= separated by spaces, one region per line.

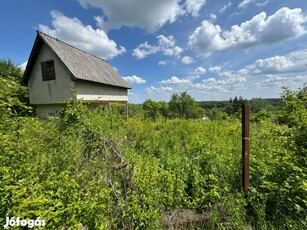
xmin=1 ymin=100 xmax=306 ymax=229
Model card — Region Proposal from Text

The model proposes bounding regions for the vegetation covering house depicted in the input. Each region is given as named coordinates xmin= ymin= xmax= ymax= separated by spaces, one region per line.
xmin=22 ymin=31 xmax=131 ymax=117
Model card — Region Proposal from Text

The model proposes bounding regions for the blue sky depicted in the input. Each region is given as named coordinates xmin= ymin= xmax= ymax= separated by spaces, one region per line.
xmin=1 ymin=0 xmax=307 ymax=103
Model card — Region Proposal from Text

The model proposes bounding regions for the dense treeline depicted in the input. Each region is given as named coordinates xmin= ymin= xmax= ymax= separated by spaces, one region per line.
xmin=138 ymin=91 xmax=283 ymax=122
xmin=0 ymin=59 xmax=306 ymax=229
xmin=142 ymin=91 xmax=204 ymax=121
xmin=198 ymin=98 xmax=282 ymax=110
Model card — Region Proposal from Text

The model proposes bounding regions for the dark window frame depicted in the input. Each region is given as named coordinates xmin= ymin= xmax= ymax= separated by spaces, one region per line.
xmin=41 ymin=60 xmax=56 ymax=81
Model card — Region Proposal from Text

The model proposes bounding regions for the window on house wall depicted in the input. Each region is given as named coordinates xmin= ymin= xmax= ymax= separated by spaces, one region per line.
xmin=41 ymin=60 xmax=56 ymax=81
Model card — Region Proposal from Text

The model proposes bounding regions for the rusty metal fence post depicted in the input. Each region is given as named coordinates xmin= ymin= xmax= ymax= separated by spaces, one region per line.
xmin=242 ymin=104 xmax=250 ymax=193
xmin=126 ymin=101 xmax=129 ymax=121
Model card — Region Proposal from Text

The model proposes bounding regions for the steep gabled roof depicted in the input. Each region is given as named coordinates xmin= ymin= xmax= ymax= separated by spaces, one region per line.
xmin=22 ymin=31 xmax=131 ymax=89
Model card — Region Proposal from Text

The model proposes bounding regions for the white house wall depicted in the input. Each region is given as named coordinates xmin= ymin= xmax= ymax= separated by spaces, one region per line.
xmin=35 ymin=104 xmax=64 ymax=118
xmin=76 ymin=81 xmax=128 ymax=102
xmin=28 ymin=43 xmax=76 ymax=105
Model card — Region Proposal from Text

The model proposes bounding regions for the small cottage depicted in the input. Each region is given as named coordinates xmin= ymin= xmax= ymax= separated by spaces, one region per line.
xmin=22 ymin=31 xmax=131 ymax=117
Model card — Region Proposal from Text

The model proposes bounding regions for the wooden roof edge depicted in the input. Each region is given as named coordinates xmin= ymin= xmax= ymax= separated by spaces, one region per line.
xmin=21 ymin=31 xmax=41 ymax=86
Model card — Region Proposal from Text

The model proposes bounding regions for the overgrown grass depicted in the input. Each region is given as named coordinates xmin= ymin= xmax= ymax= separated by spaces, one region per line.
xmin=0 ymin=103 xmax=306 ymax=229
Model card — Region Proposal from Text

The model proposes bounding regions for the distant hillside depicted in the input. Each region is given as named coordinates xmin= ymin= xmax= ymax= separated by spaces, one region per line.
xmin=263 ymin=98 xmax=283 ymax=106
xmin=197 ymin=98 xmax=283 ymax=109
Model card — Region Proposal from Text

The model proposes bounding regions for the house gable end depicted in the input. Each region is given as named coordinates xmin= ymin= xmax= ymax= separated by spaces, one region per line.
xmin=22 ymin=33 xmax=77 ymax=86
xmin=27 ymin=42 xmax=76 ymax=105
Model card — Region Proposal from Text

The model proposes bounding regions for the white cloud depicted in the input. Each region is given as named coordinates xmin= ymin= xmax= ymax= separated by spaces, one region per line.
xmin=188 ymin=7 xmax=307 ymax=57
xmin=293 ymin=75 xmax=307 ymax=82
xmin=237 ymin=68 xmax=249 ymax=77
xmin=202 ymin=76 xmax=245 ymax=87
xmin=219 ymin=71 xmax=234 ymax=78
xmin=208 ymin=66 xmax=222 ymax=73
xmin=133 ymin=35 xmax=183 ymax=59
xmin=256 ymin=75 xmax=307 ymax=89
xmin=155 ymin=71 xmax=246 ymax=95
xmin=79 ymin=0 xmax=205 ymax=32
xmin=157 ymin=35 xmax=183 ymax=56
xmin=188 ymin=20 xmax=229 ymax=57
xmin=203 ymin=77 xmax=226 ymax=86
xmin=132 ymin=42 xmax=159 ymax=59
xmin=160 ymin=76 xmax=191 ymax=85
xmin=253 ymin=56 xmax=295 ymax=74
xmin=203 ymin=51 xmax=307 ymax=82
xmin=221 ymin=50 xmax=307 ymax=92
xmin=264 ymin=75 xmax=287 ymax=83
xmin=250 ymin=50 xmax=307 ymax=75
xmin=194 ymin=67 xmax=206 ymax=75
xmin=18 ymin=61 xmax=28 ymax=71
xmin=207 ymin=66 xmax=249 ymax=79
xmin=38 ymin=11 xmax=125 ymax=60
xmin=260 ymin=8 xmax=306 ymax=43
xmin=210 ymin=13 xmax=217 ymax=21
xmin=158 ymin=60 xmax=169 ymax=65
xmin=184 ymin=0 xmax=207 ymax=17
xmin=156 ymin=76 xmax=246 ymax=95
xmin=181 ymin=56 xmax=194 ymax=64
xmin=256 ymin=0 xmax=270 ymax=7
xmin=146 ymin=86 xmax=174 ymax=95
xmin=219 ymin=2 xmax=232 ymax=13
xmin=206 ymin=77 xmax=245 ymax=92
xmin=238 ymin=0 xmax=256 ymax=9
xmin=123 ymin=75 xmax=146 ymax=84
xmin=146 ymin=49 xmax=307 ymax=100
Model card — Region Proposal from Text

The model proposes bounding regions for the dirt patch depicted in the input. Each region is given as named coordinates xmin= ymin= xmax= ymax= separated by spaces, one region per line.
xmin=162 ymin=209 xmax=211 ymax=229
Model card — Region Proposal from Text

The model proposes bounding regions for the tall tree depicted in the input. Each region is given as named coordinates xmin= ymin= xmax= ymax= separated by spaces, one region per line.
xmin=143 ymin=99 xmax=161 ymax=121
xmin=227 ymin=96 xmax=247 ymax=115
xmin=0 ymin=59 xmax=23 ymax=80
xmin=249 ymin=98 xmax=270 ymax=113
xmin=169 ymin=91 xmax=203 ymax=119
xmin=0 ymin=59 xmax=31 ymax=116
